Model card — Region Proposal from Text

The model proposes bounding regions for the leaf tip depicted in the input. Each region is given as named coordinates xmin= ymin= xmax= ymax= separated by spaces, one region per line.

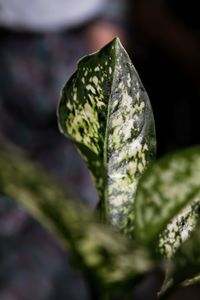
xmin=110 ymin=36 xmax=124 ymax=49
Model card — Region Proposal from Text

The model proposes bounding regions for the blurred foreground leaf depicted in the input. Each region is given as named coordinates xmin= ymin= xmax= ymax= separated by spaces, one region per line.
xmin=58 ymin=38 xmax=156 ymax=236
xmin=0 ymin=147 xmax=153 ymax=293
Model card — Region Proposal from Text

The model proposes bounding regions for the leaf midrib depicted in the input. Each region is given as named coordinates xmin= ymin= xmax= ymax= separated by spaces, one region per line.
xmin=103 ymin=38 xmax=119 ymax=222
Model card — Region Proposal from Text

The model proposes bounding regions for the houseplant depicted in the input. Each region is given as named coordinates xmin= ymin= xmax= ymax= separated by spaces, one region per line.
xmin=0 ymin=38 xmax=200 ymax=299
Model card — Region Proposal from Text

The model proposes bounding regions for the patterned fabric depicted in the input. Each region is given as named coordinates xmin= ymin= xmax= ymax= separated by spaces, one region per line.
xmin=0 ymin=28 xmax=97 ymax=300
xmin=0 ymin=198 xmax=88 ymax=300
xmin=0 ymin=1 xmax=126 ymax=297
xmin=0 ymin=28 xmax=97 ymax=202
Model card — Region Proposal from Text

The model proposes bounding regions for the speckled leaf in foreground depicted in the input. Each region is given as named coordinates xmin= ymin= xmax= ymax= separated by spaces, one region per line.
xmin=0 ymin=147 xmax=153 ymax=292
xmin=58 ymin=38 xmax=156 ymax=236
xmin=135 ymin=147 xmax=200 ymax=249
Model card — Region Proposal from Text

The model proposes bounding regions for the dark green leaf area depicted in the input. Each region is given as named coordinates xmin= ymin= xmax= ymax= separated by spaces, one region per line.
xmin=0 ymin=148 xmax=153 ymax=291
xmin=58 ymin=38 xmax=156 ymax=236
xmin=58 ymin=40 xmax=116 ymax=203
xmin=135 ymin=147 xmax=200 ymax=246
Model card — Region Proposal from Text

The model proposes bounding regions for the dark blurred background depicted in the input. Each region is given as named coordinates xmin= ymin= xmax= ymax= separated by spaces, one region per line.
xmin=128 ymin=0 xmax=200 ymax=156
xmin=0 ymin=0 xmax=200 ymax=299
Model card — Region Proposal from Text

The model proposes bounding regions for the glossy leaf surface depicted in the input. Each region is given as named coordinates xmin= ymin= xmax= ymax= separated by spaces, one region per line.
xmin=0 ymin=147 xmax=153 ymax=292
xmin=135 ymin=147 xmax=200 ymax=247
xmin=58 ymin=38 xmax=156 ymax=236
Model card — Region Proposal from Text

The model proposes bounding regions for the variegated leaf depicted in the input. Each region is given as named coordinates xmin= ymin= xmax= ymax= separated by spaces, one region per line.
xmin=58 ymin=38 xmax=156 ymax=236
xmin=158 ymin=202 xmax=200 ymax=298
xmin=0 ymin=147 xmax=153 ymax=292
xmin=158 ymin=222 xmax=200 ymax=299
xmin=135 ymin=147 xmax=200 ymax=247
xmin=158 ymin=199 xmax=200 ymax=258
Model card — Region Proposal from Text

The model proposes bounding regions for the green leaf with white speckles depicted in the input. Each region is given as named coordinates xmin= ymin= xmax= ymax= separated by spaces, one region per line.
xmin=158 ymin=199 xmax=200 ymax=258
xmin=58 ymin=38 xmax=156 ymax=236
xmin=135 ymin=146 xmax=200 ymax=250
xmin=158 ymin=222 xmax=200 ymax=299
xmin=0 ymin=146 xmax=153 ymax=293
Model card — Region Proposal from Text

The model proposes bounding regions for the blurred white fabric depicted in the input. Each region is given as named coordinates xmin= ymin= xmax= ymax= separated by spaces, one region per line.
xmin=0 ymin=0 xmax=106 ymax=31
